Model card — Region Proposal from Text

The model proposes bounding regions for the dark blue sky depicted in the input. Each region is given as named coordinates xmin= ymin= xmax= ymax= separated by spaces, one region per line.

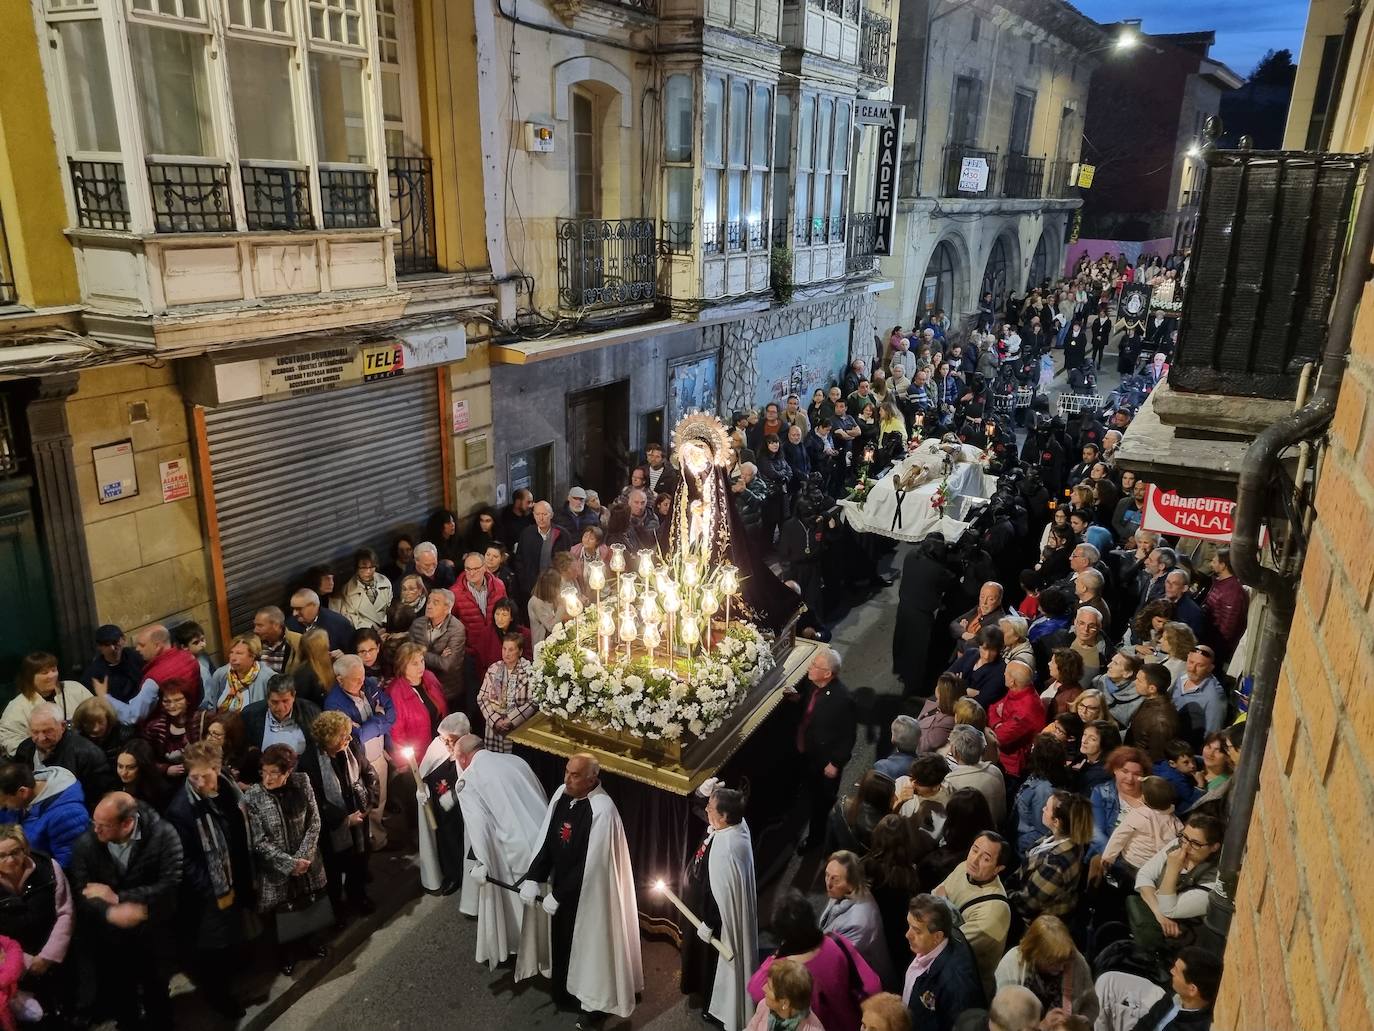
xmin=1071 ymin=0 xmax=1309 ymax=78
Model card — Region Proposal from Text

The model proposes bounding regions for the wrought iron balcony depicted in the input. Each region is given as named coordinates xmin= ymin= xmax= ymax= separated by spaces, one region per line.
xmin=320 ymin=168 xmax=380 ymax=229
xmin=68 ymin=159 xmax=130 ymax=231
xmin=795 ymin=215 xmax=831 ymax=247
xmin=0 ymin=208 xmax=15 ymax=306
xmin=941 ymin=143 xmax=998 ymax=199
xmin=770 ymin=218 xmax=791 ymax=249
xmin=701 ymin=221 xmax=724 ymax=255
xmin=1001 ymin=154 xmax=1045 ymax=199
xmin=1046 ymin=159 xmax=1080 ymax=199
xmin=847 ymin=212 xmax=878 ymax=272
xmin=859 ymin=13 xmax=892 ymax=81
xmin=387 ymin=156 xmax=437 ymax=275
xmin=661 ymin=220 xmax=694 ymax=254
xmin=241 ymin=163 xmax=315 ymax=231
xmin=555 ymin=217 xmax=657 ymax=312
xmin=147 ymin=161 xmax=235 ymax=233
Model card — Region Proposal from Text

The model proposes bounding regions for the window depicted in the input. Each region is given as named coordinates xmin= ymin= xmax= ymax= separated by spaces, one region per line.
xmin=308 ymin=0 xmax=364 ymax=46
xmin=376 ymin=0 xmax=406 ymax=155
xmin=310 ymin=53 xmax=368 ymax=164
xmin=1009 ymin=89 xmax=1035 ymax=156
xmin=727 ymin=80 xmax=749 ymax=248
xmin=772 ymin=92 xmax=791 ymax=234
xmin=829 ymin=101 xmax=849 ymax=238
xmin=703 ymin=76 xmax=725 ymax=249
xmin=128 ymin=22 xmax=217 ymax=157
xmin=663 ymin=74 xmax=694 ymax=242
xmin=795 ymin=94 xmax=814 ymax=239
xmin=1028 ymin=41 xmax=1036 ymax=66
xmin=228 ymin=38 xmax=299 ymax=161
xmin=132 ymin=0 xmax=205 ymax=17
xmin=923 ymin=241 xmax=957 ymax=313
xmin=812 ymin=96 xmax=832 ymax=241
xmin=971 ymin=14 xmax=980 ymax=41
xmin=226 ymin=0 xmax=290 ymax=31
xmin=571 ymin=90 xmax=598 ymax=219
xmin=54 ymin=20 xmax=121 ymax=155
xmin=951 ymin=75 xmax=980 ymax=145
xmin=748 ymin=84 xmax=771 ymax=247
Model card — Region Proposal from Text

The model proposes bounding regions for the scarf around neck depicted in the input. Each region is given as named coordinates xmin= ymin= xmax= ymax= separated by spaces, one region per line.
xmin=185 ymin=776 xmax=244 ymax=908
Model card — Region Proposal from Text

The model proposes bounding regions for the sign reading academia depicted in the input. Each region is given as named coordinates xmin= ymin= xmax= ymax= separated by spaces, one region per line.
xmin=856 ymin=101 xmax=905 ymax=256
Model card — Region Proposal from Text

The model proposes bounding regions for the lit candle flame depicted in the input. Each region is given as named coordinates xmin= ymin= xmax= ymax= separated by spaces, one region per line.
xmin=654 ymin=879 xmax=666 ymax=892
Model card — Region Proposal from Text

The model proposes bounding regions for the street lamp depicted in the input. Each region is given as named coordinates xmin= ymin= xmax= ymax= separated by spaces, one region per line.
xmin=1115 ymin=30 xmax=1139 ymax=51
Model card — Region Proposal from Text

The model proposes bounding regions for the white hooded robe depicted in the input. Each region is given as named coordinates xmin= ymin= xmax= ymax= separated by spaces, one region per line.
xmin=706 ymin=821 xmax=759 ymax=1031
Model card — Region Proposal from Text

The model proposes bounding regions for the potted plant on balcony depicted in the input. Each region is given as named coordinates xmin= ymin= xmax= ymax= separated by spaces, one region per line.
xmin=770 ymin=245 xmax=794 ymax=305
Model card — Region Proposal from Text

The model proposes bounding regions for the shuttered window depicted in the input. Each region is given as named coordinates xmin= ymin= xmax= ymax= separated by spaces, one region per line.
xmin=204 ymin=374 xmax=442 ymax=633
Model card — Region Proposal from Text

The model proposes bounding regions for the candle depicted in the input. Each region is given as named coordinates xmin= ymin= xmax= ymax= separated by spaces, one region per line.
xmin=401 ymin=746 xmax=438 ymax=831
xmin=586 ymin=560 xmax=606 ymax=592
xmin=652 ymin=880 xmax=734 ymax=961
xmin=619 ymin=573 xmax=637 ymax=604
xmin=609 ymin=543 xmax=626 ymax=573
xmin=701 ymin=589 xmax=719 ymax=652
xmin=642 ymin=621 xmax=661 ymax=663
xmin=619 ymin=611 xmax=637 ymax=661
xmin=637 ymin=550 xmax=654 ymax=578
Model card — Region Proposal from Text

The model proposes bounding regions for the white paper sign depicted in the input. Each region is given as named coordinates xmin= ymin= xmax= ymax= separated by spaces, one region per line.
xmin=958 ymin=157 xmax=989 ymax=193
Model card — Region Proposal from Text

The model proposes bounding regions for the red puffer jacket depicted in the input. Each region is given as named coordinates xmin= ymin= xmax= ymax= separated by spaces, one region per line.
xmin=385 ymin=672 xmax=448 ymax=770
xmin=450 ymin=573 xmax=508 ymax=673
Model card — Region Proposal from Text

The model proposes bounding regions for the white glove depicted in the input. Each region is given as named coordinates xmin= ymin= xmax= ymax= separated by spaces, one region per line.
xmin=696 ymin=777 xmax=720 ymax=798
xmin=542 ymin=893 xmax=560 ymax=916
xmin=519 ymin=880 xmax=539 ymax=905
xmin=438 ymin=791 xmax=457 ymax=812
xmin=415 ymin=788 xmax=429 ymax=804
xmin=470 ymin=863 xmax=488 ymax=883
xmin=696 ymin=921 xmax=715 ymax=944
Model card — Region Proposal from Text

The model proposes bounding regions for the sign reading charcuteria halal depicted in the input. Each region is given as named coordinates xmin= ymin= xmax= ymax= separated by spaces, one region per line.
xmin=1141 ymin=485 xmax=1240 ymax=542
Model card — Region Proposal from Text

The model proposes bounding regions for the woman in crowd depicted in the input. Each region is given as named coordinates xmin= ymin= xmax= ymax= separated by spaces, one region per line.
xmin=352 ymin=627 xmax=389 ymax=682
xmin=819 ymin=850 xmax=895 ymax=988
xmin=915 ymin=674 xmax=960 ymax=753
xmin=947 ymin=626 xmax=1006 ymax=708
xmin=1196 ymin=731 xmax=1235 ymax=793
xmin=806 ymin=389 xmax=827 ymax=431
xmin=142 ymin=687 xmax=202 ymax=782
xmin=604 ymin=503 xmax=635 ymax=554
xmin=653 ymin=493 xmax=675 ymax=552
xmin=1158 ymin=623 xmax=1197 ymax=680
xmin=527 ymin=568 xmax=564 ymax=646
xmin=164 ymin=740 xmax=256 ymax=1018
xmin=1014 ymin=736 xmax=1072 ymax=855
xmin=1028 ymin=589 xmax=1073 ymax=644
xmin=829 ymin=771 xmax=895 ymax=855
xmin=311 ymin=711 xmax=379 ymax=919
xmin=388 ymin=574 xmax=428 ymax=638
xmin=745 ymin=959 xmax=824 ymax=1031
xmin=570 ymin=525 xmax=610 ymax=581
xmin=291 ymin=629 xmax=335 ymax=707
xmin=1046 ymin=712 xmax=1084 ymax=760
xmin=1037 ymin=505 xmax=1072 ymax=555
xmin=1089 ymin=745 xmax=1152 ymax=860
xmin=1125 ymin=600 xmax=1174 ymax=655
xmin=748 ymin=889 xmax=881 ymax=1031
xmin=204 ymin=634 xmax=273 ymax=713
xmin=1073 ymin=720 xmax=1122 ymax=793
xmin=1071 ymin=690 xmax=1114 ymax=729
xmin=1042 ymin=648 xmax=1085 ymax=716
xmin=201 ymin=712 xmax=249 ymax=786
xmin=1011 ymin=790 xmax=1094 ymax=922
xmin=385 ymin=642 xmax=449 ymax=783
xmin=999 ymin=614 xmax=1035 ymax=670
xmin=380 ymin=535 xmax=415 ymax=590
xmin=485 ymin=544 xmax=518 ymax=598
xmin=244 ymin=743 xmax=330 ymax=975
xmin=0 ymin=826 xmax=72 ymax=1020
xmin=862 ymin=815 xmax=928 ymax=984
xmin=115 ymin=739 xmax=171 ymax=811
xmin=994 ymin=915 xmax=1099 ymax=1025
xmin=1034 ymin=527 xmax=1076 ymax=588
xmin=337 ymin=548 xmax=394 ymax=632
xmin=492 ymin=598 xmax=533 ymax=659
xmin=424 ymin=509 xmax=462 ymax=566
xmin=464 ymin=507 xmax=500 ymax=556
xmin=293 ymin=566 xmax=338 ymax=611
xmin=0 ymin=652 xmax=92 ymax=754
xmin=917 ymin=787 xmax=995 ymax=888
xmin=940 ymin=697 xmax=999 ymax=763
xmin=477 ymin=633 xmax=537 ymax=754
xmin=72 ymin=696 xmax=135 ymax=774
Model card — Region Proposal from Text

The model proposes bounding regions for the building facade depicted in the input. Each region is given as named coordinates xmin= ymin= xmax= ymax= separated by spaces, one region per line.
xmin=3 ymin=0 xmax=501 ymax=667
xmin=1080 ymin=25 xmax=1241 ymax=252
xmin=877 ymin=0 xmax=1103 ymax=333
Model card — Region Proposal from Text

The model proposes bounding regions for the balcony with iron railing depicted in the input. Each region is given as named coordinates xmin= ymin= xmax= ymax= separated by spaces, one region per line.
xmin=387 ymin=156 xmax=438 ymax=275
xmin=1001 ymin=154 xmax=1045 ymax=199
xmin=1046 ymin=158 xmax=1080 ymax=199
xmin=846 ymin=212 xmax=878 ymax=272
xmin=941 ymin=143 xmax=999 ymax=199
xmin=859 ymin=13 xmax=892 ymax=82
xmin=556 ymin=217 xmax=658 ymax=314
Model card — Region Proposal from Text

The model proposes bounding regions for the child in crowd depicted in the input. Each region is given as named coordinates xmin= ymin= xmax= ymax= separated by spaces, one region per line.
xmin=1102 ymin=775 xmax=1183 ymax=874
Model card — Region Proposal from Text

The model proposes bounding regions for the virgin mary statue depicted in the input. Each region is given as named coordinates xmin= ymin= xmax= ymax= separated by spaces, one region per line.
xmin=668 ymin=413 xmax=801 ymax=633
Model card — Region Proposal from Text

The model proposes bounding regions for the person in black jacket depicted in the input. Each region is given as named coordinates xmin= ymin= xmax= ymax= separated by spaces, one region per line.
xmin=310 ymin=711 xmax=380 ymax=917
xmin=901 ymin=894 xmax=985 ymax=1031
xmin=1093 ymin=945 xmax=1221 ymax=1031
xmin=69 ymin=793 xmax=184 ymax=1030
xmin=1091 ymin=307 xmax=1113 ymax=370
xmin=240 ymin=678 xmax=325 ymax=786
xmin=793 ymin=648 xmax=857 ymax=853
xmin=893 ymin=535 xmax=957 ymax=696
xmin=15 ymin=705 xmax=118 ymax=813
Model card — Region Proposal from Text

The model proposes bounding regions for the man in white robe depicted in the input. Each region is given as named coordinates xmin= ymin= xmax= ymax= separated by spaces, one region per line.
xmin=454 ymin=735 xmax=548 ymax=970
xmin=680 ymin=785 xmax=758 ymax=1031
xmin=517 ymin=753 xmax=643 ymax=1023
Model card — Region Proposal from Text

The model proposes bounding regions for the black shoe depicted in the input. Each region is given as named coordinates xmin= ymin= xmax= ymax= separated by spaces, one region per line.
xmin=311 ymin=945 xmax=329 ymax=959
xmin=440 ymin=878 xmax=461 ymax=896
xmin=280 ymin=961 xmax=297 ymax=977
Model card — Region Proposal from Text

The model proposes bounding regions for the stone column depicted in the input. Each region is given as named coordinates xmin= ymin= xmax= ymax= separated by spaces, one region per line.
xmin=26 ymin=373 xmax=98 ymax=669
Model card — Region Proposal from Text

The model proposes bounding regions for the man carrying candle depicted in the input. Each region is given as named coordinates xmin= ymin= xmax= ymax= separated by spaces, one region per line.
xmin=681 ymin=783 xmax=758 ymax=1031
xmin=517 ymin=753 xmax=643 ymax=1026
xmin=415 ymin=712 xmax=472 ymax=898
xmin=453 ymin=735 xmax=548 ymax=972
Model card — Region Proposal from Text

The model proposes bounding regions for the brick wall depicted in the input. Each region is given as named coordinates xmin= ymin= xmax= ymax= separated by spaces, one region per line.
xmin=1213 ymin=279 xmax=1374 ymax=1028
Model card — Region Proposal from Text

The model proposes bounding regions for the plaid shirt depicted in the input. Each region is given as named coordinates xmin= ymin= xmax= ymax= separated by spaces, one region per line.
xmin=1011 ymin=836 xmax=1085 ymax=919
xmin=476 ymin=658 xmax=538 ymax=753
xmin=260 ymin=639 xmax=288 ymax=673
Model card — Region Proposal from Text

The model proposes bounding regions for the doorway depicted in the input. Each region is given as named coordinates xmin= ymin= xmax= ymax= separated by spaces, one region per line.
xmin=567 ymin=381 xmax=630 ymax=498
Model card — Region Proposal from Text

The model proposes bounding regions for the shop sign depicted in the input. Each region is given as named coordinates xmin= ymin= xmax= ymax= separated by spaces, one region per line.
xmin=1142 ymin=486 xmax=1239 ymax=541
xmin=260 ymin=347 xmax=355 ymax=397
xmin=361 ymin=342 xmax=405 ymax=382
xmin=452 ymin=399 xmax=470 ymax=433
xmin=869 ymin=103 xmax=904 ymax=255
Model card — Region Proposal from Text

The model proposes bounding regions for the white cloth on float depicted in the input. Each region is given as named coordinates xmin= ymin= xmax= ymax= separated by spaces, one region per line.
xmin=839 ymin=441 xmax=996 ymax=543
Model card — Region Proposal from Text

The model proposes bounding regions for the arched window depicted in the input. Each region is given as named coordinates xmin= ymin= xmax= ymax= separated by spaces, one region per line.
xmin=922 ymin=241 xmax=957 ymax=315
xmin=981 ymin=235 xmax=1010 ymax=306
xmin=1026 ymin=234 xmax=1048 ymax=292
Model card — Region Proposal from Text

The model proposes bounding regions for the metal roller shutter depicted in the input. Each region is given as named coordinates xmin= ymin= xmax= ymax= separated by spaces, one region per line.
xmin=204 ymin=374 xmax=443 ymax=633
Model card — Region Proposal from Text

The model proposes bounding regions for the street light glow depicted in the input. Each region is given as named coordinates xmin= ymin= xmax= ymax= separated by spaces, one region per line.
xmin=1115 ymin=31 xmax=1138 ymax=51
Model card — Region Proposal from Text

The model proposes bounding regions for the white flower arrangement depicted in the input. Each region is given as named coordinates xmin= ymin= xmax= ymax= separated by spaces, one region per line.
xmin=530 ymin=616 xmax=775 ymax=741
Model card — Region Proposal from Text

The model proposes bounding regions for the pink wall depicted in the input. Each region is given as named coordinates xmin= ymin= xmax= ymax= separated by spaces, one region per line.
xmin=1063 ymin=237 xmax=1174 ymax=277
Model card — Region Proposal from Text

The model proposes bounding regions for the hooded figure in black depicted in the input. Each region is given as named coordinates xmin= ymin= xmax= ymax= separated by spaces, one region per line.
xmin=893 ymin=534 xmax=957 ymax=696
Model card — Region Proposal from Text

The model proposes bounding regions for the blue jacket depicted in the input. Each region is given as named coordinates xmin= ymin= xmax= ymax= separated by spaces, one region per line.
xmin=324 ymin=677 xmax=396 ymax=748
xmin=1014 ymin=776 xmax=1057 ymax=856
xmin=1089 ymin=780 xmax=1120 ymax=857
xmin=904 ymin=933 xmax=984 ymax=1031
xmin=0 ymin=767 xmax=87 ymax=868
xmin=1153 ymin=760 xmax=1202 ymax=812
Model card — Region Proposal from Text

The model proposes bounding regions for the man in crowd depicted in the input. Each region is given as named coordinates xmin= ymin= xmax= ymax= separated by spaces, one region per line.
xmin=498 ymin=488 xmax=535 ymax=550
xmin=324 ymin=654 xmax=395 ymax=849
xmin=1201 ymin=548 xmax=1247 ymax=665
xmin=0 ymin=760 xmax=87 ymax=867
xmin=639 ymin=442 xmax=681 ymax=497
xmin=1094 ymin=946 xmax=1222 ymax=1031
xmin=70 ymin=791 xmax=184 ymax=1030
xmin=944 ymin=725 xmax=1006 ymax=825
xmin=95 ymin=624 xmax=203 ymax=723
xmin=933 ymin=832 xmax=1012 ymax=999
xmin=1056 ymin=606 xmax=1106 ymax=680
xmin=15 ymin=703 xmax=117 ymax=807
xmin=456 ymin=733 xmax=548 ymax=969
xmin=412 ymin=541 xmax=456 ymax=591
xmin=1139 ymin=548 xmax=1177 ymax=609
xmin=1163 ymin=570 xmax=1203 ymax=635
xmin=793 ymin=648 xmax=856 ymax=853
xmin=288 ymin=588 xmax=355 ymax=655
xmin=518 ymin=753 xmax=643 ymax=1023
xmin=874 ymin=716 xmax=923 ymax=780
xmin=409 ymin=588 xmax=467 ymax=704
xmin=949 ymin=582 xmax=1006 ymax=656
xmin=241 ymin=678 xmax=324 ymax=782
xmin=1074 ymin=568 xmax=1112 ymax=631
xmin=626 ymin=488 xmax=660 ymax=550
xmin=555 ymin=487 xmax=600 ymax=539
xmin=1129 ymin=815 xmax=1224 ymax=958
xmin=453 ymin=551 xmax=509 ymax=678
xmin=1170 ymin=645 xmax=1226 ymax=745
xmin=252 ymin=606 xmax=302 ymax=675
xmin=83 ymin=624 xmax=144 ymax=702
xmin=902 ymin=894 xmax=984 ymax=1031
xmin=515 ymin=501 xmax=571 ymax=601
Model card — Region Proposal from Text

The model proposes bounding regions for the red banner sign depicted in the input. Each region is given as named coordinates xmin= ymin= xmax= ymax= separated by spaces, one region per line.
xmin=1141 ymin=486 xmax=1239 ymax=542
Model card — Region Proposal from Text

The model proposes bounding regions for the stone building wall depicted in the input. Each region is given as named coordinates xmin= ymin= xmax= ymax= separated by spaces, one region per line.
xmin=1212 ymin=278 xmax=1374 ymax=1029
